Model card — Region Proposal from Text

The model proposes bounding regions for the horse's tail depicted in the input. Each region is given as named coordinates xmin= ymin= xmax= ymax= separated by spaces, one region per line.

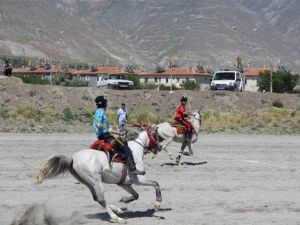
xmin=34 ymin=155 xmax=72 ymax=185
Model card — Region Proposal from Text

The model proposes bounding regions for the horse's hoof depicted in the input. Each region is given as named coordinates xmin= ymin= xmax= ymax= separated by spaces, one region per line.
xmin=120 ymin=197 xmax=129 ymax=203
xmin=182 ymin=152 xmax=191 ymax=156
xmin=175 ymin=157 xmax=181 ymax=165
xmin=115 ymin=208 xmax=124 ymax=215
xmin=154 ymin=201 xmax=161 ymax=211
xmin=117 ymin=218 xmax=126 ymax=224
xmin=110 ymin=218 xmax=126 ymax=224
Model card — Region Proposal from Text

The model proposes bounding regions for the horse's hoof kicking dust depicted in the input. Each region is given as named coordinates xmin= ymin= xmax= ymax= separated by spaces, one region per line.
xmin=110 ymin=217 xmax=126 ymax=224
xmin=154 ymin=201 xmax=161 ymax=211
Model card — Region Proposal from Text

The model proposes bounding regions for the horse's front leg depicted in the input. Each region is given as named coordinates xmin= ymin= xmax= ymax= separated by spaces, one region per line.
xmin=119 ymin=184 xmax=139 ymax=203
xmin=161 ymin=138 xmax=174 ymax=160
xmin=136 ymin=176 xmax=162 ymax=211
xmin=71 ymin=168 xmax=126 ymax=224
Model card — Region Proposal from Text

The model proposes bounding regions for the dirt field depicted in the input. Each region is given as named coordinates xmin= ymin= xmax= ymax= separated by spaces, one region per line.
xmin=1 ymin=133 xmax=300 ymax=225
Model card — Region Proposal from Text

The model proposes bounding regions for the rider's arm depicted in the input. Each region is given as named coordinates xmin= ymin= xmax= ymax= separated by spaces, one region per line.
xmin=183 ymin=111 xmax=194 ymax=116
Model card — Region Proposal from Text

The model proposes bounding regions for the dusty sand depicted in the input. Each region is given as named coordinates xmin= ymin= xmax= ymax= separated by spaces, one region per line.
xmin=1 ymin=133 xmax=300 ymax=225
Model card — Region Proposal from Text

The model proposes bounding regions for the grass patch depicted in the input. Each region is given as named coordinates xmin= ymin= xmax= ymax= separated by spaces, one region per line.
xmin=202 ymin=107 xmax=300 ymax=134
xmin=1 ymin=105 xmax=299 ymax=134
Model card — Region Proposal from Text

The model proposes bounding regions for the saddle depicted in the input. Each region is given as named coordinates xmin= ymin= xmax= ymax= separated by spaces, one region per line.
xmin=170 ymin=121 xmax=187 ymax=134
xmin=89 ymin=139 xmax=125 ymax=163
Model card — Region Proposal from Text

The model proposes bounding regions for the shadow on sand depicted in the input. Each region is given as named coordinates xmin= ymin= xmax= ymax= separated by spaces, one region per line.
xmin=161 ymin=161 xmax=207 ymax=166
xmin=85 ymin=208 xmax=171 ymax=222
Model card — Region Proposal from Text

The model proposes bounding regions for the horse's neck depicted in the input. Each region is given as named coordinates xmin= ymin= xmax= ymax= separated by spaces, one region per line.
xmin=129 ymin=131 xmax=149 ymax=158
xmin=192 ymin=116 xmax=200 ymax=132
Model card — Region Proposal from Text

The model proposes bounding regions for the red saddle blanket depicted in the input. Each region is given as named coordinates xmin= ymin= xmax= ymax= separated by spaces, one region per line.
xmin=175 ymin=125 xmax=187 ymax=134
xmin=90 ymin=139 xmax=125 ymax=163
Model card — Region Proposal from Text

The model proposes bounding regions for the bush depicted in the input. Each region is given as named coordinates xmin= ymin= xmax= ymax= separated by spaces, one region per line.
xmin=293 ymin=85 xmax=300 ymax=94
xmin=138 ymin=83 xmax=158 ymax=90
xmin=52 ymin=73 xmax=88 ymax=87
xmin=62 ymin=108 xmax=74 ymax=122
xmin=29 ymin=90 xmax=37 ymax=97
xmin=20 ymin=75 xmax=50 ymax=85
xmin=272 ymin=100 xmax=283 ymax=108
xmin=180 ymin=78 xmax=200 ymax=90
xmin=0 ymin=107 xmax=9 ymax=119
xmin=159 ymin=84 xmax=180 ymax=91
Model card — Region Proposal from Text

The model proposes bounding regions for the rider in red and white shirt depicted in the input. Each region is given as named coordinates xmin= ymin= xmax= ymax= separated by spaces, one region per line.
xmin=175 ymin=96 xmax=194 ymax=142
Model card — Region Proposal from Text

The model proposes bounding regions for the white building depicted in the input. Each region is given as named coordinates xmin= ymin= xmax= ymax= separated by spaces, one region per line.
xmin=138 ymin=67 xmax=212 ymax=90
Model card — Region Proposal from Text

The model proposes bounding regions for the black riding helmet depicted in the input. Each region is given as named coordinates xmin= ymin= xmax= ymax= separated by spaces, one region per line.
xmin=181 ymin=96 xmax=188 ymax=102
xmin=95 ymin=95 xmax=107 ymax=108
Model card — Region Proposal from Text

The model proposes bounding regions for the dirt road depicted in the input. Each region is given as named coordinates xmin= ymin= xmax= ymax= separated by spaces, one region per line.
xmin=1 ymin=133 xmax=299 ymax=225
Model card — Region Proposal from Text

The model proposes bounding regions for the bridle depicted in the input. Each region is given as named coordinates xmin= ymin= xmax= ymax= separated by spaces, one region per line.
xmin=133 ymin=127 xmax=159 ymax=155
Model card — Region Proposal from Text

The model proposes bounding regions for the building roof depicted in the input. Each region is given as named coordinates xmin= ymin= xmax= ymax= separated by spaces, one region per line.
xmin=13 ymin=67 xmax=60 ymax=74
xmin=244 ymin=68 xmax=269 ymax=77
xmin=139 ymin=67 xmax=211 ymax=77
xmin=68 ymin=66 xmax=129 ymax=75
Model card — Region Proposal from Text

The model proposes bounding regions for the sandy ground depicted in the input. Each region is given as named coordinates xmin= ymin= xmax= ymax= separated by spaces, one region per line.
xmin=1 ymin=133 xmax=300 ymax=225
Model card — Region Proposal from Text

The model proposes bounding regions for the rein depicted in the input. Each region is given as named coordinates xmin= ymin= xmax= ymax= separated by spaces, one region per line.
xmin=133 ymin=138 xmax=146 ymax=150
xmin=132 ymin=128 xmax=159 ymax=155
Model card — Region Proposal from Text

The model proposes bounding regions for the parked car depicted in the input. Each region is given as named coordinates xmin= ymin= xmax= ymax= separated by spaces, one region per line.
xmin=210 ymin=70 xmax=246 ymax=92
xmin=97 ymin=74 xmax=134 ymax=89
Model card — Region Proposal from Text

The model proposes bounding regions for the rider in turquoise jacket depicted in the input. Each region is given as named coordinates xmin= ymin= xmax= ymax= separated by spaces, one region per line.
xmin=93 ymin=96 xmax=145 ymax=175
xmin=93 ymin=101 xmax=110 ymax=139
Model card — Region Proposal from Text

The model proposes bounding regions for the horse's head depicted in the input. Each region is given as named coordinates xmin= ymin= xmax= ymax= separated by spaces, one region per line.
xmin=192 ymin=110 xmax=201 ymax=124
xmin=190 ymin=110 xmax=201 ymax=133
xmin=135 ymin=125 xmax=160 ymax=155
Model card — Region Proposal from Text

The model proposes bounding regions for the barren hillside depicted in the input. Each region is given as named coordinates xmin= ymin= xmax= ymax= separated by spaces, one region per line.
xmin=1 ymin=76 xmax=300 ymax=133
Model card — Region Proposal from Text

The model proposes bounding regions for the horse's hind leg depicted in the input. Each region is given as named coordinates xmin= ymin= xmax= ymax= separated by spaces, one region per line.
xmin=119 ymin=185 xmax=139 ymax=203
xmin=187 ymin=143 xmax=193 ymax=156
xmin=70 ymin=168 xmax=126 ymax=224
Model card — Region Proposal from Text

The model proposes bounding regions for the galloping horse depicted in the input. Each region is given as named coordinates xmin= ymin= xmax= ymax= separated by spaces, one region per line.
xmin=155 ymin=110 xmax=201 ymax=164
xmin=34 ymin=129 xmax=161 ymax=224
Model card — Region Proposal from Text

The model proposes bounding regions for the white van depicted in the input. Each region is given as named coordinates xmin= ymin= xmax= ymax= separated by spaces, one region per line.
xmin=210 ymin=70 xmax=246 ymax=92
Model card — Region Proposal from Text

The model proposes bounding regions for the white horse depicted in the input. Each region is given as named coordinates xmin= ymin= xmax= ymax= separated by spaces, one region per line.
xmin=34 ymin=129 xmax=161 ymax=224
xmin=155 ymin=110 xmax=201 ymax=165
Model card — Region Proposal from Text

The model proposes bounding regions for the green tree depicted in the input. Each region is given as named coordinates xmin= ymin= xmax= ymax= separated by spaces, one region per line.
xmin=52 ymin=73 xmax=88 ymax=87
xmin=127 ymin=74 xmax=140 ymax=89
xmin=180 ymin=78 xmax=200 ymax=90
xmin=257 ymin=70 xmax=298 ymax=93
xmin=158 ymin=84 xmax=180 ymax=91
xmin=20 ymin=75 xmax=50 ymax=85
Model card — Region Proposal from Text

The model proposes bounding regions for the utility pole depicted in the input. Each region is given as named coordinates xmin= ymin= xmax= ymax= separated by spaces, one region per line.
xmin=50 ymin=59 xmax=53 ymax=86
xmin=169 ymin=59 xmax=173 ymax=94
xmin=170 ymin=72 xmax=173 ymax=93
xmin=270 ymin=64 xmax=273 ymax=93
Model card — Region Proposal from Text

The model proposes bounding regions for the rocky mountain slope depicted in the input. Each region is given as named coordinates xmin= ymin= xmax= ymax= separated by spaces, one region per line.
xmin=1 ymin=0 xmax=300 ymax=70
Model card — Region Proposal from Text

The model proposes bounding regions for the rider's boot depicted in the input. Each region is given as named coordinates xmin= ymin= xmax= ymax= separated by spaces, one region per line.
xmin=122 ymin=145 xmax=145 ymax=175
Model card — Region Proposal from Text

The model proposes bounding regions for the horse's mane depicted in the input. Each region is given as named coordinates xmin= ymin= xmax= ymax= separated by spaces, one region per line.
xmin=126 ymin=130 xmax=139 ymax=141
